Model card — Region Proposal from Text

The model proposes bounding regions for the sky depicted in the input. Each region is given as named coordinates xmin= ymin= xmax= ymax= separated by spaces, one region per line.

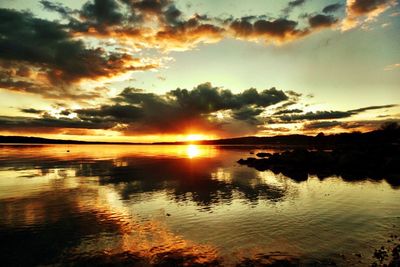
xmin=0 ymin=0 xmax=399 ymax=142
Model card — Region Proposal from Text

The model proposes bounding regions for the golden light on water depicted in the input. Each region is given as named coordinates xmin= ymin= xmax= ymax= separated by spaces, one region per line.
xmin=186 ymin=144 xmax=200 ymax=158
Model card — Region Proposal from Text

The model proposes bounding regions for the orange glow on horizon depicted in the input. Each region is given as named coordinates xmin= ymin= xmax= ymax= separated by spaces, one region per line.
xmin=184 ymin=134 xmax=207 ymax=142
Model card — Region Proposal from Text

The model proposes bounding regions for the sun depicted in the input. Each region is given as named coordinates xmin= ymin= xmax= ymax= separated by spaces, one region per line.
xmin=184 ymin=134 xmax=205 ymax=142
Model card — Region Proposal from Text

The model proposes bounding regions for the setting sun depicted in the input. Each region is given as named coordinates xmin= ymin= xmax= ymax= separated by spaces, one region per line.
xmin=184 ymin=134 xmax=206 ymax=142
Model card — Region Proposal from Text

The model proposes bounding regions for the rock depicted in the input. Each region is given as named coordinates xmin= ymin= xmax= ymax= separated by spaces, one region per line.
xmin=256 ymin=152 xmax=272 ymax=158
xmin=236 ymin=144 xmax=400 ymax=186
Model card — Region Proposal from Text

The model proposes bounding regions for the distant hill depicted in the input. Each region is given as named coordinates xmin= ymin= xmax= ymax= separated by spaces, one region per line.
xmin=0 ymin=136 xmax=136 ymax=145
xmin=1 ymin=122 xmax=399 ymax=146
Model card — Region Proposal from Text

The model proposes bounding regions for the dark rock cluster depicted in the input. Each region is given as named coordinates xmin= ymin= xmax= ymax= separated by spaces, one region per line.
xmin=238 ymin=144 xmax=400 ymax=186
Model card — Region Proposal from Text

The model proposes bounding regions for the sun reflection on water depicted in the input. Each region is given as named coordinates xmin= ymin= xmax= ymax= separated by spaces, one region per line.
xmin=186 ymin=144 xmax=200 ymax=158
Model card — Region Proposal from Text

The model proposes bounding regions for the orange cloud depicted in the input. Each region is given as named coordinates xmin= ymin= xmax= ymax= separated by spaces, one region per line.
xmin=342 ymin=0 xmax=397 ymax=30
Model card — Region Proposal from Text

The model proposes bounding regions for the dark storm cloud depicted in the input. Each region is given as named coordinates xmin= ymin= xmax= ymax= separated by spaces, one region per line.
xmin=0 ymin=115 xmax=113 ymax=132
xmin=339 ymin=119 xmax=400 ymax=130
xmin=0 ymin=0 xmax=394 ymax=104
xmin=20 ymin=108 xmax=44 ymax=114
xmin=37 ymin=0 xmax=358 ymax=52
xmin=0 ymin=8 xmax=74 ymax=65
xmin=229 ymin=17 xmax=308 ymax=41
xmin=40 ymin=0 xmax=76 ymax=18
xmin=41 ymin=0 xmax=224 ymax=50
xmin=308 ymin=14 xmax=338 ymax=28
xmin=15 ymin=0 xmax=397 ymax=54
xmin=254 ymin=19 xmax=300 ymax=37
xmin=348 ymin=0 xmax=394 ymax=15
xmin=275 ymin=104 xmax=397 ymax=123
xmin=0 ymin=8 xmax=154 ymax=83
xmin=288 ymin=0 xmax=307 ymax=8
xmin=348 ymin=104 xmax=397 ymax=113
xmin=0 ymin=83 xmax=290 ymax=135
xmin=322 ymin=3 xmax=343 ymax=14
xmin=129 ymin=0 xmax=169 ymax=14
xmin=41 ymin=0 xmax=128 ymax=33
xmin=302 ymin=120 xmax=343 ymax=130
xmin=232 ymin=107 xmax=264 ymax=124
xmin=282 ymin=0 xmax=307 ymax=16
xmin=164 ymin=4 xmax=182 ymax=25
xmin=273 ymin=108 xmax=303 ymax=115
xmin=1 ymin=80 xmax=397 ymax=135
xmin=342 ymin=0 xmax=396 ymax=30
xmin=278 ymin=110 xmax=351 ymax=122
xmin=111 ymin=83 xmax=288 ymax=133
xmin=168 ymin=84 xmax=289 ymax=112
xmin=123 ymin=0 xmax=183 ymax=26
xmin=81 ymin=0 xmax=123 ymax=26
xmin=39 ymin=0 xmax=338 ymax=48
xmin=303 ymin=119 xmax=400 ymax=131
xmin=0 ymin=8 xmax=157 ymax=98
xmin=61 ymin=0 xmax=184 ymax=33
xmin=76 ymin=104 xmax=144 ymax=122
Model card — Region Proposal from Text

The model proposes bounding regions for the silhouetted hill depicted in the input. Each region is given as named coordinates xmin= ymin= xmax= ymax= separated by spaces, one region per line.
xmin=0 ymin=136 xmax=137 ymax=145
xmin=1 ymin=122 xmax=399 ymax=146
xmin=205 ymin=123 xmax=399 ymax=147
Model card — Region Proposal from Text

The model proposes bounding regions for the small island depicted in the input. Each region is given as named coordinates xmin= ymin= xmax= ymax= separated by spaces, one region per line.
xmin=238 ymin=123 xmax=400 ymax=186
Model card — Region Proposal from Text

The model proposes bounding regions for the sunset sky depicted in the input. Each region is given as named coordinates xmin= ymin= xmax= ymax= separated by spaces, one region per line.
xmin=0 ymin=0 xmax=399 ymax=142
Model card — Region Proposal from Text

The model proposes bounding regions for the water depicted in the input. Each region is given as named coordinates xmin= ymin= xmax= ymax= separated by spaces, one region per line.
xmin=0 ymin=144 xmax=399 ymax=266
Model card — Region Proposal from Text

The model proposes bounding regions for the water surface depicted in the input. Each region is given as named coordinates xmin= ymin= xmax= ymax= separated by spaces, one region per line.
xmin=0 ymin=144 xmax=399 ymax=266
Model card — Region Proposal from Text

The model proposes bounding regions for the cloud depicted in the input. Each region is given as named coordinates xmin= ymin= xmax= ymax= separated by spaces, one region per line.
xmin=20 ymin=108 xmax=44 ymax=114
xmin=0 ymin=83 xmax=290 ymax=136
xmin=76 ymin=104 xmax=144 ymax=123
xmin=273 ymin=109 xmax=303 ymax=115
xmin=0 ymin=115 xmax=114 ymax=134
xmin=308 ymin=14 xmax=338 ymax=29
xmin=322 ymin=3 xmax=344 ymax=13
xmin=35 ymin=0 xmax=396 ymax=55
xmin=229 ymin=17 xmax=309 ymax=43
xmin=0 ymin=8 xmax=157 ymax=99
xmin=302 ymin=120 xmax=343 ymax=130
xmin=32 ymin=0 xmax=400 ymax=52
xmin=1 ymin=81 xmax=397 ymax=137
xmin=40 ymin=0 xmax=77 ymax=19
xmin=0 ymin=8 xmax=135 ymax=83
xmin=303 ymin=119 xmax=400 ymax=132
xmin=340 ymin=119 xmax=400 ymax=129
xmin=80 ymin=0 xmax=124 ymax=28
xmin=37 ymin=0 xmax=347 ymax=50
xmin=113 ymin=83 xmax=289 ymax=134
xmin=0 ymin=0 xmax=395 ymax=106
xmin=342 ymin=0 xmax=397 ymax=30
xmin=41 ymin=0 xmax=126 ymax=33
xmin=232 ymin=107 xmax=264 ymax=124
xmin=348 ymin=104 xmax=397 ymax=113
xmin=50 ymin=0 xmax=224 ymax=50
xmin=384 ymin=63 xmax=400 ymax=71
xmin=274 ymin=104 xmax=397 ymax=123
xmin=282 ymin=0 xmax=307 ymax=16
xmin=277 ymin=110 xmax=352 ymax=122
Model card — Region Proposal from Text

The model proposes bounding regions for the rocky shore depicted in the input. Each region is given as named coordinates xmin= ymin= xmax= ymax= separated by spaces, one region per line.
xmin=238 ymin=144 xmax=400 ymax=186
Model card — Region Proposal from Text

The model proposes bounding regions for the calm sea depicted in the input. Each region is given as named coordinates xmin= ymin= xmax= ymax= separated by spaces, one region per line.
xmin=0 ymin=144 xmax=399 ymax=266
